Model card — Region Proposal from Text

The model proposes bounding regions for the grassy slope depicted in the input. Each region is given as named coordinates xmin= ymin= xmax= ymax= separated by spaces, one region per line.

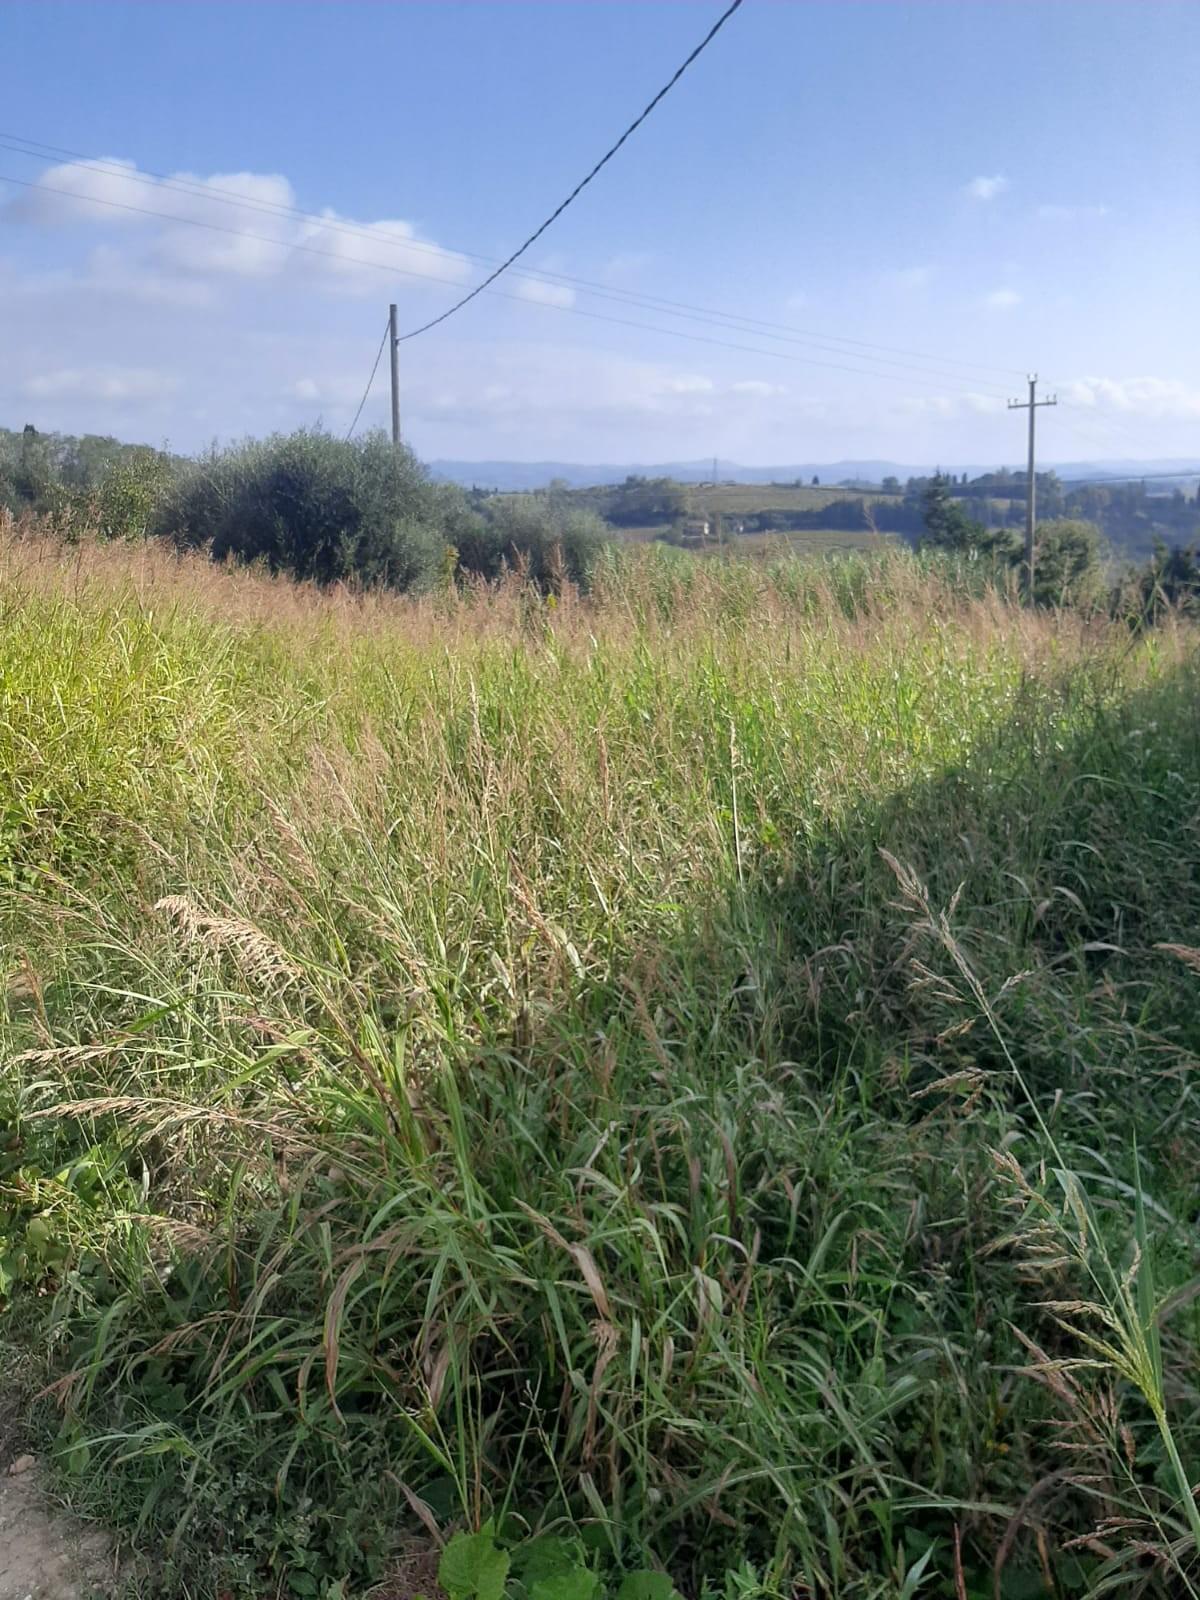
xmin=1 ymin=533 xmax=1199 ymax=1599
xmin=690 ymin=483 xmax=893 ymax=516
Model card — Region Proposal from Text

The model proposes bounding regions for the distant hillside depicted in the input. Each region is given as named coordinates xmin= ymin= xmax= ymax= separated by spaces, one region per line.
xmin=431 ymin=457 xmax=1200 ymax=492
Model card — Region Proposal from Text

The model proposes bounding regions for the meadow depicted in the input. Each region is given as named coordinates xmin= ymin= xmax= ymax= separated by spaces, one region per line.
xmin=693 ymin=483 xmax=895 ymax=516
xmin=1 ymin=525 xmax=1198 ymax=1600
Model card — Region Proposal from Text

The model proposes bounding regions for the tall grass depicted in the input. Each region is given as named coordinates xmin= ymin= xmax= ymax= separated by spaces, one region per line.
xmin=1 ymin=524 xmax=1198 ymax=1598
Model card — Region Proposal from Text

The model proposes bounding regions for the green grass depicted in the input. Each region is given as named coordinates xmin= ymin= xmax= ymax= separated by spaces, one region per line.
xmin=688 ymin=483 xmax=894 ymax=516
xmin=711 ymin=527 xmax=890 ymax=557
xmin=1 ymin=531 xmax=1199 ymax=1599
xmin=616 ymin=528 xmax=890 ymax=559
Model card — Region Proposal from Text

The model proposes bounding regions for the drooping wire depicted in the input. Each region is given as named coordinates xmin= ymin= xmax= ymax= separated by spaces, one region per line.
xmin=396 ymin=0 xmax=746 ymax=341
xmin=0 ymin=130 xmax=1022 ymax=381
xmin=344 ymin=320 xmax=390 ymax=439
xmin=0 ymin=170 xmax=1013 ymax=400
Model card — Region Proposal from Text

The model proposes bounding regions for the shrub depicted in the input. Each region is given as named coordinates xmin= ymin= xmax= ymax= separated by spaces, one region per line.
xmin=456 ymin=493 xmax=610 ymax=588
xmin=158 ymin=428 xmax=471 ymax=591
xmin=1031 ymin=516 xmax=1106 ymax=607
xmin=1120 ymin=539 xmax=1200 ymax=624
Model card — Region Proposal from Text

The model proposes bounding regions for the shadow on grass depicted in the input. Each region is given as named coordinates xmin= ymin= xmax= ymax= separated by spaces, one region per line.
xmin=19 ymin=652 xmax=1200 ymax=1600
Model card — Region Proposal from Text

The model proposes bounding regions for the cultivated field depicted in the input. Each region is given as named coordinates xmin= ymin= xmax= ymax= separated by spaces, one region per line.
xmin=1 ymin=528 xmax=1199 ymax=1599
xmin=690 ymin=482 xmax=895 ymax=516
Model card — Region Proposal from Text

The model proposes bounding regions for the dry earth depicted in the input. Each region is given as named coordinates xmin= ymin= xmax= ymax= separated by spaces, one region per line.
xmin=0 ymin=1457 xmax=116 ymax=1600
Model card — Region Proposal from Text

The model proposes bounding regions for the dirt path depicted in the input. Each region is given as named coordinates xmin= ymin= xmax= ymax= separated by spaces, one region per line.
xmin=0 ymin=1459 xmax=116 ymax=1600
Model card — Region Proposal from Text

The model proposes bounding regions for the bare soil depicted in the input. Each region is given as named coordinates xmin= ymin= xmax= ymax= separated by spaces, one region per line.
xmin=0 ymin=1459 xmax=116 ymax=1600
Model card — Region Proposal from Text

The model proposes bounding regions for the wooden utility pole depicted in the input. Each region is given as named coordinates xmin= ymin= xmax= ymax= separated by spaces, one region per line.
xmin=1007 ymin=373 xmax=1056 ymax=599
xmin=388 ymin=303 xmax=401 ymax=447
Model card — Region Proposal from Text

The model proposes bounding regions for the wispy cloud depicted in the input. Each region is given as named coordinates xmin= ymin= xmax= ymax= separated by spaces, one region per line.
xmin=24 ymin=365 xmax=178 ymax=404
xmin=511 ymin=276 xmax=576 ymax=309
xmin=984 ymin=288 xmax=1022 ymax=310
xmin=731 ymin=379 xmax=786 ymax=398
xmin=897 ymin=392 xmax=1006 ymax=418
xmin=965 ymin=174 xmax=1010 ymax=201
xmin=1062 ymin=376 xmax=1200 ymax=420
xmin=660 ymin=374 xmax=714 ymax=395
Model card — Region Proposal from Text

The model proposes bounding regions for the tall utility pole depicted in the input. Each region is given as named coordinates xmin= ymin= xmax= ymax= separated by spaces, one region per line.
xmin=1008 ymin=373 xmax=1057 ymax=599
xmin=388 ymin=303 xmax=401 ymax=447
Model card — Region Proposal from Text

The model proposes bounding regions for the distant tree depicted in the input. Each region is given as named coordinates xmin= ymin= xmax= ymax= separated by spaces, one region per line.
xmin=606 ymin=476 xmax=687 ymax=527
xmin=920 ymin=472 xmax=986 ymax=552
xmin=1031 ymin=518 xmax=1105 ymax=607
xmin=1122 ymin=539 xmax=1200 ymax=625
xmin=881 ymin=476 xmax=901 ymax=493
xmin=811 ymin=475 xmax=820 ymax=486
xmin=6 ymin=424 xmax=55 ymax=509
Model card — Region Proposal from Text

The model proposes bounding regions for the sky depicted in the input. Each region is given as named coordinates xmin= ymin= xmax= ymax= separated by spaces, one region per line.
xmin=2 ymin=0 xmax=1198 ymax=468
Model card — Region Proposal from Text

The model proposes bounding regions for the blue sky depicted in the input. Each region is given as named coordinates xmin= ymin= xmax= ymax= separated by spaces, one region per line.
xmin=2 ymin=0 xmax=1198 ymax=465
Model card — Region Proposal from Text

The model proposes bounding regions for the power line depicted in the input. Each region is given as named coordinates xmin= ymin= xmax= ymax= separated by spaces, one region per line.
xmin=397 ymin=0 xmax=746 ymax=340
xmin=0 ymin=169 xmax=1014 ymax=401
xmin=0 ymin=131 xmax=1022 ymax=384
xmin=344 ymin=319 xmax=390 ymax=440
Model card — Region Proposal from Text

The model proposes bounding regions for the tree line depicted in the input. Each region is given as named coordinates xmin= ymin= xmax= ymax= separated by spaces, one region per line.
xmin=1 ymin=424 xmax=609 ymax=591
xmin=3 ymin=424 xmax=1197 ymax=618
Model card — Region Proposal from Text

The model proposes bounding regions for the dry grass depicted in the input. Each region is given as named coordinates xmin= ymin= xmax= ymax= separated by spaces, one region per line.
xmin=1 ymin=521 xmax=1198 ymax=1599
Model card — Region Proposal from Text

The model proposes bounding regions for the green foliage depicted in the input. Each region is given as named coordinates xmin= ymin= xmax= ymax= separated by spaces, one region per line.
xmin=1 ymin=541 xmax=1199 ymax=1596
xmin=435 ymin=1526 xmax=679 ymax=1600
xmin=158 ymin=428 xmax=470 ymax=590
xmin=1121 ymin=539 xmax=1200 ymax=624
xmin=0 ymin=424 xmax=180 ymax=527
xmin=439 ymin=1528 xmax=512 ymax=1600
xmin=457 ymin=492 xmax=610 ymax=588
xmin=604 ymin=476 xmax=689 ymax=528
xmin=1031 ymin=516 xmax=1105 ymax=607
xmin=919 ymin=472 xmax=988 ymax=552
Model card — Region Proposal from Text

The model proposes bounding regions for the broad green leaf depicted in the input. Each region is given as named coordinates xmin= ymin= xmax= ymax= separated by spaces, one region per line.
xmin=616 ymin=1573 xmax=678 ymax=1600
xmin=530 ymin=1570 xmax=599 ymax=1600
xmin=512 ymin=1537 xmax=578 ymax=1583
xmin=438 ymin=1531 xmax=511 ymax=1600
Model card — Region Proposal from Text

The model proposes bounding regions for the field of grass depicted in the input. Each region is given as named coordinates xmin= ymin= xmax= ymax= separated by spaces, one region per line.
xmin=690 ymin=482 xmax=894 ymax=517
xmin=2 ymin=528 xmax=1199 ymax=1599
xmin=716 ymin=527 xmax=890 ymax=557
xmin=613 ymin=527 xmax=888 ymax=558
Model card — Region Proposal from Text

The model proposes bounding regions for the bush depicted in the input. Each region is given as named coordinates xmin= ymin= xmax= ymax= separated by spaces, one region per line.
xmin=1121 ymin=539 xmax=1200 ymax=624
xmin=455 ymin=492 xmax=610 ymax=589
xmin=158 ymin=429 xmax=473 ymax=591
xmin=0 ymin=427 xmax=179 ymax=530
xmin=1032 ymin=517 xmax=1106 ymax=607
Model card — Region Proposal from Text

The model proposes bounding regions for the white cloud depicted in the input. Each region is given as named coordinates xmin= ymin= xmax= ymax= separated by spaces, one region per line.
xmin=2 ymin=157 xmax=472 ymax=296
xmin=511 ymin=276 xmax=576 ymax=309
xmin=660 ymin=374 xmax=714 ymax=395
xmin=984 ymin=288 xmax=1022 ymax=310
xmin=5 ymin=157 xmax=161 ymax=225
xmin=1036 ymin=203 xmax=1110 ymax=221
xmin=731 ymin=380 xmax=786 ymax=398
xmin=24 ymin=365 xmax=178 ymax=404
xmin=784 ymin=290 xmax=809 ymax=311
xmin=290 ymin=378 xmax=321 ymax=402
xmin=1061 ymin=376 xmax=1200 ymax=420
xmin=965 ymin=174 xmax=1010 ymax=201
xmin=895 ymin=391 xmax=1007 ymax=419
